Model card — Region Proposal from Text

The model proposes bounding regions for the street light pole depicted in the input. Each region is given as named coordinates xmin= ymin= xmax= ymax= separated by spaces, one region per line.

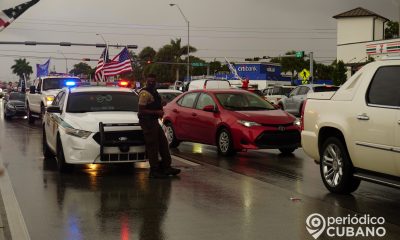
xmin=170 ymin=3 xmax=190 ymax=82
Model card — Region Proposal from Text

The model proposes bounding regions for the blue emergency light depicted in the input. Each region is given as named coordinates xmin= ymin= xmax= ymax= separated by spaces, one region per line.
xmin=65 ymin=81 xmax=77 ymax=87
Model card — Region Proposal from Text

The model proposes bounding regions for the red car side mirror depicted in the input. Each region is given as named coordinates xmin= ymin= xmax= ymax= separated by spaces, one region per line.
xmin=202 ymin=105 xmax=217 ymax=113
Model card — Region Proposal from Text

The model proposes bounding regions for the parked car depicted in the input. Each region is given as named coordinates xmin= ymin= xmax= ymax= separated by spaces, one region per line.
xmin=157 ymin=89 xmax=182 ymax=104
xmin=163 ymin=89 xmax=301 ymax=155
xmin=264 ymin=85 xmax=296 ymax=105
xmin=3 ymin=92 xmax=26 ymax=120
xmin=187 ymin=79 xmax=231 ymax=91
xmin=278 ymin=84 xmax=339 ymax=116
xmin=301 ymin=60 xmax=400 ymax=194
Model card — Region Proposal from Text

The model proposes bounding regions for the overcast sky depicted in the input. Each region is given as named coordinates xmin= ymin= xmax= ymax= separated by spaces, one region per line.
xmin=0 ymin=0 xmax=398 ymax=81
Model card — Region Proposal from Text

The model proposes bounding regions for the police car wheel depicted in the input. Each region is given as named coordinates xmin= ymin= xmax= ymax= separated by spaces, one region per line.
xmin=56 ymin=137 xmax=72 ymax=173
xmin=164 ymin=122 xmax=180 ymax=148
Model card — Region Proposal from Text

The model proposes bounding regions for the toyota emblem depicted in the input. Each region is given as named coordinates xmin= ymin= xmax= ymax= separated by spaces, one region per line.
xmin=278 ymin=126 xmax=286 ymax=131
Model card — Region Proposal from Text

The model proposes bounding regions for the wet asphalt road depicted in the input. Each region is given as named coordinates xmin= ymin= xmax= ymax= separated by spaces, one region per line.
xmin=0 ymin=100 xmax=400 ymax=240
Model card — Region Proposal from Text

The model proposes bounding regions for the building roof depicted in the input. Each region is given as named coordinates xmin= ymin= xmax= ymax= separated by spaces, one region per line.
xmin=333 ymin=7 xmax=389 ymax=21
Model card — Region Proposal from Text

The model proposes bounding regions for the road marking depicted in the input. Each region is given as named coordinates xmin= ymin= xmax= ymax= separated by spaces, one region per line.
xmin=171 ymin=155 xmax=200 ymax=166
xmin=0 ymin=156 xmax=30 ymax=240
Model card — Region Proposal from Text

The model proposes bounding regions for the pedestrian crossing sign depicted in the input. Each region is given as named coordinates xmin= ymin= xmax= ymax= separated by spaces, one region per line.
xmin=299 ymin=69 xmax=310 ymax=84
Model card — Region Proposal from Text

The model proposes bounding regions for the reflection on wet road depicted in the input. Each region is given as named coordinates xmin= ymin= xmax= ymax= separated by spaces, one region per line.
xmin=0 ymin=101 xmax=400 ymax=239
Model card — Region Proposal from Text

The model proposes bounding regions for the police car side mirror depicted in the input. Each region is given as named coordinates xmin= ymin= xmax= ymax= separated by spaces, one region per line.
xmin=47 ymin=105 xmax=61 ymax=114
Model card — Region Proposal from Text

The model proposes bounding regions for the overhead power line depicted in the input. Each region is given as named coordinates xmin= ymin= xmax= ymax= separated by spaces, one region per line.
xmin=7 ymin=27 xmax=336 ymax=40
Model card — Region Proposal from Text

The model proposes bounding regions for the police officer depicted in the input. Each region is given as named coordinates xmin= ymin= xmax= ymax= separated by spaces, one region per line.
xmin=138 ymin=74 xmax=181 ymax=178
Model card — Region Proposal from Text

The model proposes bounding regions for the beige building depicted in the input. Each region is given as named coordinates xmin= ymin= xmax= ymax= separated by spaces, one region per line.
xmin=334 ymin=7 xmax=400 ymax=74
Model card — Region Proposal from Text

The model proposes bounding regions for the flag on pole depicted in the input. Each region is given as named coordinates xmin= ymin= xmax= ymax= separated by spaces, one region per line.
xmin=224 ymin=57 xmax=242 ymax=80
xmin=94 ymin=48 xmax=109 ymax=82
xmin=36 ymin=58 xmax=50 ymax=77
xmin=103 ymin=47 xmax=133 ymax=77
xmin=0 ymin=0 xmax=40 ymax=32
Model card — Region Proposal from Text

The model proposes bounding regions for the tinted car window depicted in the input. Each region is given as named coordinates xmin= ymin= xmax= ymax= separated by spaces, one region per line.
xmin=8 ymin=92 xmax=25 ymax=101
xmin=196 ymin=93 xmax=216 ymax=110
xmin=52 ymin=92 xmax=65 ymax=106
xmin=67 ymin=92 xmax=138 ymax=113
xmin=178 ymin=93 xmax=198 ymax=108
xmin=313 ymin=86 xmax=340 ymax=92
xmin=367 ymin=66 xmax=400 ymax=107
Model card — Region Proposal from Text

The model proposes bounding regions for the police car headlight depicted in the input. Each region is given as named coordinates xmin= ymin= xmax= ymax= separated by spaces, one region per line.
xmin=237 ymin=120 xmax=261 ymax=127
xmin=65 ymin=127 xmax=92 ymax=139
xmin=46 ymin=95 xmax=55 ymax=106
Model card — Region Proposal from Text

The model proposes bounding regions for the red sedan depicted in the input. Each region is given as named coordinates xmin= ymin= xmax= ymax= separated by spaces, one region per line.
xmin=162 ymin=89 xmax=301 ymax=155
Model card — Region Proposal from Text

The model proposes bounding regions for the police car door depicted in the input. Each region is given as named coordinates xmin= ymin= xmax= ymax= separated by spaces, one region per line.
xmin=47 ymin=91 xmax=65 ymax=150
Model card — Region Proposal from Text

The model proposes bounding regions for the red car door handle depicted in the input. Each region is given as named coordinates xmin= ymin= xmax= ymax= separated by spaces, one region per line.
xmin=173 ymin=109 xmax=179 ymax=113
xmin=192 ymin=113 xmax=197 ymax=117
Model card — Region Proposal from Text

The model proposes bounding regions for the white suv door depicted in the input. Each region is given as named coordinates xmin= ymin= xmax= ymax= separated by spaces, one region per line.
xmin=351 ymin=66 xmax=399 ymax=176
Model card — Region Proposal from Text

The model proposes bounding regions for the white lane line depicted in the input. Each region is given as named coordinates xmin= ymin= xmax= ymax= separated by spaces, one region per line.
xmin=0 ymin=156 xmax=30 ymax=240
xmin=171 ymin=155 xmax=200 ymax=166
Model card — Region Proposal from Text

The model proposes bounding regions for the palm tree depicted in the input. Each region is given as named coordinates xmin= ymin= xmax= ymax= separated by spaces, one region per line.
xmin=11 ymin=58 xmax=33 ymax=80
xmin=170 ymin=38 xmax=197 ymax=81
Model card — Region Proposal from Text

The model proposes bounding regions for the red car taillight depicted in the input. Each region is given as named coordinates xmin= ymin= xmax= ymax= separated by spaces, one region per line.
xmin=300 ymin=100 xmax=307 ymax=131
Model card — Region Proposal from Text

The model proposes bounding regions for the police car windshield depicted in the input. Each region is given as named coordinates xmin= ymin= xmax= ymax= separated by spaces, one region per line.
xmin=43 ymin=78 xmax=80 ymax=91
xmin=67 ymin=92 xmax=138 ymax=113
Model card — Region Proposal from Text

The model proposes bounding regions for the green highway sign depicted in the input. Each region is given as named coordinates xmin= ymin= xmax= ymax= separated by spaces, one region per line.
xmin=191 ymin=62 xmax=206 ymax=67
xmin=295 ymin=51 xmax=304 ymax=58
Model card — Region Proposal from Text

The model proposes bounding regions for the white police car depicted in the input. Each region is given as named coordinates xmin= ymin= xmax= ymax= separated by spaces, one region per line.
xmin=42 ymin=83 xmax=147 ymax=172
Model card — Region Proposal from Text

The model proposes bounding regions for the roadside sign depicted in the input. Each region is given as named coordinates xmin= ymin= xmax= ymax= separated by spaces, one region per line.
xmin=299 ymin=69 xmax=310 ymax=84
xmin=191 ymin=62 xmax=206 ymax=67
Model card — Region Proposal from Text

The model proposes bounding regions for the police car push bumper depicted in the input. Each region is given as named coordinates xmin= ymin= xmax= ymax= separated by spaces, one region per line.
xmin=59 ymin=123 xmax=147 ymax=164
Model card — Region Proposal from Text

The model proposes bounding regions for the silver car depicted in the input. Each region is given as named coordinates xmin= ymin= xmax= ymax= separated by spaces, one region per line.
xmin=278 ymin=84 xmax=339 ymax=116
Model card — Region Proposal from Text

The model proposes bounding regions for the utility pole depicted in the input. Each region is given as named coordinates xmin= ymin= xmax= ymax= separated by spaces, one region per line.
xmin=309 ymin=52 xmax=314 ymax=84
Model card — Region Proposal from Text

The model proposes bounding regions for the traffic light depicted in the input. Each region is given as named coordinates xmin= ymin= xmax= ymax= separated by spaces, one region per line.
xmin=146 ymin=60 xmax=153 ymax=64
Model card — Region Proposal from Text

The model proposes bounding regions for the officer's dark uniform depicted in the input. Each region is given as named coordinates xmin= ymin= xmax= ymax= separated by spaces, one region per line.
xmin=138 ymin=87 xmax=172 ymax=172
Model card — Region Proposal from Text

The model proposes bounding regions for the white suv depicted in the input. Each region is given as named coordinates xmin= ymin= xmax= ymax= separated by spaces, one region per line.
xmin=42 ymin=86 xmax=147 ymax=172
xmin=27 ymin=76 xmax=81 ymax=124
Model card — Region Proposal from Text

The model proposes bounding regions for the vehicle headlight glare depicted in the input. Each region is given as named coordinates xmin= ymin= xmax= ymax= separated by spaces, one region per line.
xmin=65 ymin=127 xmax=92 ymax=139
xmin=46 ymin=95 xmax=55 ymax=105
xmin=237 ymin=120 xmax=261 ymax=127
xmin=294 ymin=119 xmax=301 ymax=127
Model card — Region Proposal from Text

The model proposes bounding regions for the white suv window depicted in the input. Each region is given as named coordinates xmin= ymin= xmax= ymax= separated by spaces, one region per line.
xmin=367 ymin=66 xmax=400 ymax=107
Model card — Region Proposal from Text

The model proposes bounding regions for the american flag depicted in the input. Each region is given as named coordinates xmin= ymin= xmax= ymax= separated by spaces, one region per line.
xmin=0 ymin=0 xmax=40 ymax=32
xmin=103 ymin=47 xmax=133 ymax=77
xmin=94 ymin=48 xmax=109 ymax=82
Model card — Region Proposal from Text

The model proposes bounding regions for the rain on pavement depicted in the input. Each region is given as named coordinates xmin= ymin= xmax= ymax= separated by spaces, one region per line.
xmin=0 ymin=102 xmax=400 ymax=240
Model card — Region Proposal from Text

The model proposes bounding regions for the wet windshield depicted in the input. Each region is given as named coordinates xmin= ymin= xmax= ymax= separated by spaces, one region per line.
xmin=216 ymin=92 xmax=275 ymax=111
xmin=42 ymin=78 xmax=81 ymax=91
xmin=67 ymin=92 xmax=138 ymax=113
